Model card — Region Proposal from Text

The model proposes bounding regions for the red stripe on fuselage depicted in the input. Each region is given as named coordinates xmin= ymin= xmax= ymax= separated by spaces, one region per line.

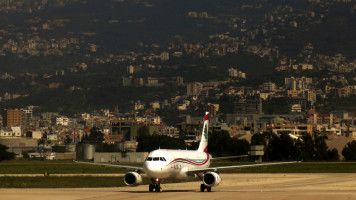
xmin=166 ymin=152 xmax=210 ymax=166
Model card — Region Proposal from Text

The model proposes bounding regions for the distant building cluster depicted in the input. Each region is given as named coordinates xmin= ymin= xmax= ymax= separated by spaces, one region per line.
xmin=228 ymin=68 xmax=246 ymax=79
xmin=0 ymin=0 xmax=355 ymax=162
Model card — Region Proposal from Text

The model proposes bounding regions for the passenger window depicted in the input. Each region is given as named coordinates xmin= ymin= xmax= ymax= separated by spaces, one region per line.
xmin=153 ymin=157 xmax=159 ymax=161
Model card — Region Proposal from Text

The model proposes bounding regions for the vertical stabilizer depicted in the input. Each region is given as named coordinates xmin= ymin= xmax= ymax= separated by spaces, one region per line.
xmin=197 ymin=112 xmax=209 ymax=152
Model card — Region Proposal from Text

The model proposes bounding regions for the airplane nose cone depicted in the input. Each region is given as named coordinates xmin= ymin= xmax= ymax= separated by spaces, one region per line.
xmin=143 ymin=162 xmax=165 ymax=178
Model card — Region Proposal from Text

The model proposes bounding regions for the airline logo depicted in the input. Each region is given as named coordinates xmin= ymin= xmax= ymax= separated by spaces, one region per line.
xmin=203 ymin=124 xmax=208 ymax=140
xmin=204 ymin=112 xmax=209 ymax=140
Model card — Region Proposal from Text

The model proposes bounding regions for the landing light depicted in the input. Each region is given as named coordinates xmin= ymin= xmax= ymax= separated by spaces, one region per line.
xmin=155 ymin=178 xmax=160 ymax=182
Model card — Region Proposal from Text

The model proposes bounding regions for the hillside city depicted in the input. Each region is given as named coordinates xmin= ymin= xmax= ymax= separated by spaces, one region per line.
xmin=0 ymin=0 xmax=355 ymax=161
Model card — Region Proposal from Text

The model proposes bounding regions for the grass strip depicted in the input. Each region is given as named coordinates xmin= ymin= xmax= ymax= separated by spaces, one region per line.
xmin=0 ymin=176 xmax=198 ymax=188
xmin=0 ymin=176 xmax=133 ymax=188
xmin=215 ymin=162 xmax=356 ymax=173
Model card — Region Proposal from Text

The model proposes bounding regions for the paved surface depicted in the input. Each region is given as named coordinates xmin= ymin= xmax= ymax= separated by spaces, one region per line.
xmin=0 ymin=174 xmax=125 ymax=177
xmin=2 ymin=173 xmax=356 ymax=200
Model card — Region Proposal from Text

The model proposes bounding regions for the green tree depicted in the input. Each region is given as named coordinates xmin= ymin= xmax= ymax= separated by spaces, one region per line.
xmin=64 ymin=135 xmax=72 ymax=145
xmin=137 ymin=126 xmax=150 ymax=137
xmin=313 ymin=132 xmax=329 ymax=160
xmin=38 ymin=131 xmax=48 ymax=145
xmin=326 ymin=148 xmax=339 ymax=161
xmin=52 ymin=145 xmax=66 ymax=153
xmin=251 ymin=132 xmax=272 ymax=146
xmin=81 ymin=127 xmax=104 ymax=145
xmin=208 ymin=130 xmax=249 ymax=157
xmin=262 ymin=131 xmax=338 ymax=161
xmin=0 ymin=144 xmax=15 ymax=161
xmin=266 ymin=133 xmax=296 ymax=161
xmin=187 ymin=141 xmax=199 ymax=150
xmin=137 ymin=131 xmax=186 ymax=152
xmin=96 ymin=143 xmax=121 ymax=152
xmin=299 ymin=133 xmax=315 ymax=160
xmin=342 ymin=141 xmax=356 ymax=161
xmin=137 ymin=134 xmax=186 ymax=152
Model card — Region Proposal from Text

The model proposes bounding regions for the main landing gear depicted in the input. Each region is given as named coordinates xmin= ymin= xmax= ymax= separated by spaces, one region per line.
xmin=200 ymin=184 xmax=211 ymax=192
xmin=149 ymin=178 xmax=162 ymax=192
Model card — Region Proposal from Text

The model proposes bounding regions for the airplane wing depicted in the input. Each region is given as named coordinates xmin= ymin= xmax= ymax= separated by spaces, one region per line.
xmin=211 ymin=155 xmax=249 ymax=160
xmin=187 ymin=161 xmax=300 ymax=175
xmin=73 ymin=160 xmax=144 ymax=171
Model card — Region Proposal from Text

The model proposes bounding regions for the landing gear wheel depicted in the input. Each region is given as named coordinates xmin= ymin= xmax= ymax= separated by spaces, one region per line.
xmin=150 ymin=178 xmax=163 ymax=192
xmin=155 ymin=185 xmax=162 ymax=192
xmin=200 ymin=184 xmax=205 ymax=192
xmin=207 ymin=187 xmax=211 ymax=192
xmin=149 ymin=184 xmax=154 ymax=192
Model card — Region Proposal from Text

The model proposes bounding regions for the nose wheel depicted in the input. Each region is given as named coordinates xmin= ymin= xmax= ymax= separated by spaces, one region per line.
xmin=149 ymin=178 xmax=163 ymax=192
xmin=200 ymin=184 xmax=211 ymax=192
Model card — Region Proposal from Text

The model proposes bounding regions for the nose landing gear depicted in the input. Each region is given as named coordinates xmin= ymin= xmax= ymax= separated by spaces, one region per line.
xmin=200 ymin=184 xmax=212 ymax=192
xmin=149 ymin=178 xmax=162 ymax=192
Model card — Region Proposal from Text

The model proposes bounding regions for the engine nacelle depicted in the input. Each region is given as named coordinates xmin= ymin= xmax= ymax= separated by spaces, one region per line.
xmin=124 ymin=172 xmax=142 ymax=186
xmin=203 ymin=172 xmax=221 ymax=187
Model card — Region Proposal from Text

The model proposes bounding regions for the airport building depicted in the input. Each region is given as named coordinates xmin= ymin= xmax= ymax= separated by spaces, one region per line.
xmin=94 ymin=152 xmax=148 ymax=163
xmin=0 ymin=138 xmax=39 ymax=154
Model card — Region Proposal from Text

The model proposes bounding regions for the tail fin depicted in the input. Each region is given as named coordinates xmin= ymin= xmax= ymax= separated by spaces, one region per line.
xmin=197 ymin=112 xmax=209 ymax=152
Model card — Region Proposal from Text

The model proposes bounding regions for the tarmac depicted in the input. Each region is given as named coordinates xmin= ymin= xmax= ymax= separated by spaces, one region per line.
xmin=1 ymin=173 xmax=356 ymax=200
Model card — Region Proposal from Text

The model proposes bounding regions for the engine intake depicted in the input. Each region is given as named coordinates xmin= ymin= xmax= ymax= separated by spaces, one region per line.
xmin=124 ymin=172 xmax=142 ymax=186
xmin=203 ymin=172 xmax=221 ymax=187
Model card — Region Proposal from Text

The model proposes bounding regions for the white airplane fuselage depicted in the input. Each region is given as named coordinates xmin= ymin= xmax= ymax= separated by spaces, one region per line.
xmin=143 ymin=149 xmax=211 ymax=179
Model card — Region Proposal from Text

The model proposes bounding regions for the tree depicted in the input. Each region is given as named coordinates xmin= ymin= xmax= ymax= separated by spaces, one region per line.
xmin=64 ymin=135 xmax=72 ymax=145
xmin=52 ymin=145 xmax=66 ymax=153
xmin=137 ymin=126 xmax=150 ymax=137
xmin=251 ymin=132 xmax=272 ymax=146
xmin=81 ymin=127 xmax=104 ymax=144
xmin=137 ymin=126 xmax=187 ymax=152
xmin=298 ymin=133 xmax=315 ymax=160
xmin=266 ymin=133 xmax=296 ymax=161
xmin=38 ymin=131 xmax=48 ymax=145
xmin=342 ymin=141 xmax=356 ymax=161
xmin=208 ymin=130 xmax=249 ymax=157
xmin=326 ymin=148 xmax=339 ymax=161
xmin=96 ymin=143 xmax=121 ymax=152
xmin=137 ymin=133 xmax=187 ymax=152
xmin=263 ymin=131 xmax=339 ymax=161
xmin=313 ymin=132 xmax=329 ymax=160
xmin=0 ymin=144 xmax=15 ymax=161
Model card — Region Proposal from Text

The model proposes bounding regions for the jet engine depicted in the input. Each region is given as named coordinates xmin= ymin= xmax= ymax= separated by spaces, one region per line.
xmin=203 ymin=172 xmax=221 ymax=187
xmin=124 ymin=172 xmax=142 ymax=186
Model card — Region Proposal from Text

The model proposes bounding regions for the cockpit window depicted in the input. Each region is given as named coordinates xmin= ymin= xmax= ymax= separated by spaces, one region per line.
xmin=147 ymin=157 xmax=167 ymax=161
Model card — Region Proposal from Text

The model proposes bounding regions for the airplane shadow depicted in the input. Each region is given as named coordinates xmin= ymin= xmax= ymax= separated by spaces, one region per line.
xmin=123 ymin=190 xmax=196 ymax=193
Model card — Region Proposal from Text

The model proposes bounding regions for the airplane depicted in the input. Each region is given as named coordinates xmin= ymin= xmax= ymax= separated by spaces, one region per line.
xmin=75 ymin=112 xmax=299 ymax=192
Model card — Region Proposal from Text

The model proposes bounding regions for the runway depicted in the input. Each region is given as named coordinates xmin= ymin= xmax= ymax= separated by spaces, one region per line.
xmin=2 ymin=173 xmax=356 ymax=200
